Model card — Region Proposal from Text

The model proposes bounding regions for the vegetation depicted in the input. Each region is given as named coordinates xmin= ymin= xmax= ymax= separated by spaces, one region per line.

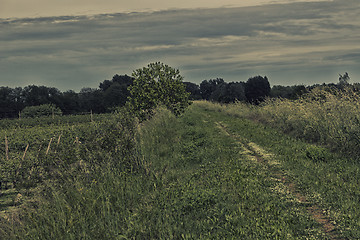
xmin=195 ymin=101 xmax=360 ymax=239
xmin=2 ymin=86 xmax=360 ymax=238
xmin=21 ymin=104 xmax=62 ymax=118
xmin=245 ymin=75 xmax=271 ymax=104
xmin=0 ymin=105 xmax=320 ymax=239
xmin=128 ymin=62 xmax=190 ymax=119
xmin=198 ymin=78 xmax=246 ymax=103
xmin=0 ymin=75 xmax=134 ymax=118
xmin=213 ymin=86 xmax=360 ymax=159
xmin=0 ymin=69 xmax=356 ymax=119
xmin=1 ymin=65 xmax=360 ymax=238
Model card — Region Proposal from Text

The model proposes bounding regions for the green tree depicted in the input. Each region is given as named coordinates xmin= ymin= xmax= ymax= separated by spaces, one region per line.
xmin=210 ymin=81 xmax=246 ymax=103
xmin=127 ymin=62 xmax=190 ymax=119
xmin=245 ymin=75 xmax=271 ymax=104
xmin=0 ymin=87 xmax=24 ymax=118
xmin=183 ymin=82 xmax=202 ymax=100
xmin=100 ymin=74 xmax=134 ymax=110
xmin=59 ymin=90 xmax=81 ymax=114
xmin=200 ymin=78 xmax=224 ymax=100
xmin=79 ymin=88 xmax=106 ymax=113
xmin=22 ymin=85 xmax=62 ymax=106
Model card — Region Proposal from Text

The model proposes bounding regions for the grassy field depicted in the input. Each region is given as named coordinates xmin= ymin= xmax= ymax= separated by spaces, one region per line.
xmin=1 ymin=93 xmax=360 ymax=239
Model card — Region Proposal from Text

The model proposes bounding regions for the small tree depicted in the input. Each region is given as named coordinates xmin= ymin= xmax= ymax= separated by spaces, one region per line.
xmin=127 ymin=62 xmax=190 ymax=119
xmin=21 ymin=104 xmax=62 ymax=118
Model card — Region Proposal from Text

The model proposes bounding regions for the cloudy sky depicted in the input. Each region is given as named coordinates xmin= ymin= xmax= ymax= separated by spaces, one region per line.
xmin=1 ymin=0 xmax=359 ymax=91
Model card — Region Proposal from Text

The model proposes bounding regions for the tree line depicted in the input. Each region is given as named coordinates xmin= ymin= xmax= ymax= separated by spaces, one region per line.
xmin=0 ymin=65 xmax=356 ymax=119
xmin=0 ymin=74 xmax=133 ymax=118
xmin=185 ymin=72 xmax=358 ymax=103
xmin=185 ymin=76 xmax=309 ymax=103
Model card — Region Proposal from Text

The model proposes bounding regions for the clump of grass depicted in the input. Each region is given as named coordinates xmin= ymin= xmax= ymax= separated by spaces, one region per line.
xmin=253 ymin=87 xmax=360 ymax=159
xmin=135 ymin=106 xmax=180 ymax=171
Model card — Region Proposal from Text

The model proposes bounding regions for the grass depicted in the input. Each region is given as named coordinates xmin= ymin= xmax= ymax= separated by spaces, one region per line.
xmin=0 ymin=189 xmax=17 ymax=212
xmin=126 ymin=106 xmax=323 ymax=239
xmin=2 ymin=93 xmax=360 ymax=238
xmin=196 ymin=98 xmax=360 ymax=239
xmin=207 ymin=87 xmax=360 ymax=159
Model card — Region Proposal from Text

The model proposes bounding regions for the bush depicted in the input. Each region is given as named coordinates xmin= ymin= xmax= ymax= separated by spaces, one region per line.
xmin=128 ymin=62 xmax=190 ymax=120
xmin=21 ymin=104 xmax=62 ymax=118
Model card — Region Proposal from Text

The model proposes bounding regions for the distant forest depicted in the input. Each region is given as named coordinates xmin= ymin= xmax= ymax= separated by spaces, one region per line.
xmin=0 ymin=72 xmax=357 ymax=119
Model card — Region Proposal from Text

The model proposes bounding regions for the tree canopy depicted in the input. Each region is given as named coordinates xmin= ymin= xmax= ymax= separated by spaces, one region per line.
xmin=127 ymin=62 xmax=190 ymax=119
xmin=245 ymin=76 xmax=271 ymax=104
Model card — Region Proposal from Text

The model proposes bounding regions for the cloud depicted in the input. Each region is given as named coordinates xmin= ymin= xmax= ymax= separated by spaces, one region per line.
xmin=0 ymin=0 xmax=332 ymax=19
xmin=0 ymin=0 xmax=359 ymax=91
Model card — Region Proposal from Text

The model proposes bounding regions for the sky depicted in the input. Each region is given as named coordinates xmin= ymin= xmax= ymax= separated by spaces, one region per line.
xmin=0 ymin=0 xmax=359 ymax=91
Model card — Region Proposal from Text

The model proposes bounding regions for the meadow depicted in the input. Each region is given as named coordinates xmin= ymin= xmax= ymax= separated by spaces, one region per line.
xmin=1 ymin=87 xmax=360 ymax=239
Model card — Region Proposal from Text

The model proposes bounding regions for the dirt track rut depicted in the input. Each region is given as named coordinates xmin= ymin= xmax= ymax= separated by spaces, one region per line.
xmin=216 ymin=121 xmax=342 ymax=240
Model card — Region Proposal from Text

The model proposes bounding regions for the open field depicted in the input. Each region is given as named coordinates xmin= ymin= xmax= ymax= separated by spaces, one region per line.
xmin=1 ymin=97 xmax=360 ymax=239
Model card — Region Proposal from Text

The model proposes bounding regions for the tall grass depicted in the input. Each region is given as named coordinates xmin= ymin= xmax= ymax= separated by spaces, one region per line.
xmin=1 ymin=110 xmax=141 ymax=239
xmin=255 ymin=87 xmax=360 ymax=158
xmin=197 ymin=87 xmax=360 ymax=160
xmin=198 ymin=102 xmax=360 ymax=238
xmin=1 ymin=106 xmax=191 ymax=239
xmin=4 ymin=93 xmax=360 ymax=238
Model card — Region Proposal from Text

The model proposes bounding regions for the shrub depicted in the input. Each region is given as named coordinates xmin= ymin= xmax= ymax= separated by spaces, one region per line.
xmin=21 ymin=104 xmax=62 ymax=118
xmin=127 ymin=62 xmax=190 ymax=120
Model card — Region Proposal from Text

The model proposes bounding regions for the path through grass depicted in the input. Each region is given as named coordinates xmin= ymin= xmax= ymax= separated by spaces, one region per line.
xmin=196 ymin=101 xmax=360 ymax=239
xmin=2 ymin=102 xmax=359 ymax=239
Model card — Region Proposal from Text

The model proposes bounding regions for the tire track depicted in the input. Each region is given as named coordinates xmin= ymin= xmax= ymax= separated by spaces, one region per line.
xmin=216 ymin=121 xmax=343 ymax=240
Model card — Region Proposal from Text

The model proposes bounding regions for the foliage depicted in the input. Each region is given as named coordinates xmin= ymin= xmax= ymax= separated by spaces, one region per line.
xmin=1 ymin=72 xmax=357 ymax=119
xmin=197 ymin=85 xmax=360 ymax=160
xmin=271 ymin=85 xmax=307 ymax=100
xmin=338 ymin=72 xmax=350 ymax=86
xmin=0 ymin=87 xmax=24 ymax=118
xmin=21 ymin=85 xmax=62 ymax=107
xmin=245 ymin=75 xmax=271 ymax=104
xmin=199 ymin=79 xmax=246 ymax=103
xmin=183 ymin=81 xmax=202 ymax=100
xmin=199 ymin=78 xmax=225 ymax=100
xmin=100 ymin=74 xmax=134 ymax=110
xmin=211 ymin=82 xmax=246 ymax=103
xmin=127 ymin=62 xmax=190 ymax=119
xmin=0 ymin=75 xmax=133 ymax=118
xmin=3 ymin=102 xmax=360 ymax=238
xmin=21 ymin=104 xmax=62 ymax=118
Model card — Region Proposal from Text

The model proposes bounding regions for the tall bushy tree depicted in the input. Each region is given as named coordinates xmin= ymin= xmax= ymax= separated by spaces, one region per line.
xmin=79 ymin=88 xmax=106 ymax=113
xmin=100 ymin=74 xmax=134 ymax=110
xmin=127 ymin=62 xmax=190 ymax=119
xmin=200 ymin=78 xmax=224 ymax=100
xmin=0 ymin=87 xmax=24 ymax=118
xmin=210 ymin=81 xmax=246 ymax=103
xmin=183 ymin=82 xmax=201 ymax=100
xmin=22 ymin=85 xmax=62 ymax=106
xmin=245 ymin=75 xmax=271 ymax=104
